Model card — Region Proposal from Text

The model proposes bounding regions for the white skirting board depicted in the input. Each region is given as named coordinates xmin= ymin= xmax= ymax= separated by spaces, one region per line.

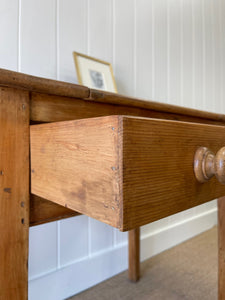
xmin=29 ymin=208 xmax=217 ymax=300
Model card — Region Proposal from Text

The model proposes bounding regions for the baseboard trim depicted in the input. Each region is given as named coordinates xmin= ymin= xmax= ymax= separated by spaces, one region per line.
xmin=29 ymin=208 xmax=217 ymax=300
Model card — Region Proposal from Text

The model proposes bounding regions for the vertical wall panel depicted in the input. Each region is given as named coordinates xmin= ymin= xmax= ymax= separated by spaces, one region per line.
xmin=182 ymin=0 xmax=193 ymax=107
xmin=114 ymin=0 xmax=135 ymax=96
xmin=136 ymin=0 xmax=153 ymax=100
xmin=192 ymin=0 xmax=204 ymax=110
xmin=153 ymin=0 xmax=168 ymax=102
xmin=60 ymin=216 xmax=89 ymax=267
xmin=212 ymin=0 xmax=220 ymax=114
xmin=211 ymin=0 xmax=218 ymax=114
xmin=88 ymin=0 xmax=113 ymax=62
xmin=203 ymin=0 xmax=214 ymax=112
xmin=29 ymin=222 xmax=57 ymax=279
xmin=89 ymin=219 xmax=113 ymax=254
xmin=58 ymin=0 xmax=87 ymax=83
xmin=167 ymin=0 xmax=181 ymax=105
xmin=20 ymin=0 xmax=56 ymax=78
xmin=220 ymin=0 xmax=225 ymax=113
xmin=114 ymin=229 xmax=128 ymax=246
xmin=0 ymin=0 xmax=18 ymax=70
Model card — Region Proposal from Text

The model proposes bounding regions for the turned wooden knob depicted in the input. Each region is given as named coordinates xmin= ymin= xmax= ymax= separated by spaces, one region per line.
xmin=194 ymin=147 xmax=225 ymax=184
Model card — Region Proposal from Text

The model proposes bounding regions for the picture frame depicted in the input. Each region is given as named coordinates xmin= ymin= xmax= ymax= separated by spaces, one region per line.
xmin=73 ymin=51 xmax=117 ymax=93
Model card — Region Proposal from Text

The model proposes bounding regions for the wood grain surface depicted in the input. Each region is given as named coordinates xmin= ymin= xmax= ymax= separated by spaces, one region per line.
xmin=0 ymin=87 xmax=29 ymax=299
xmin=122 ymin=116 xmax=225 ymax=230
xmin=31 ymin=115 xmax=225 ymax=231
xmin=0 ymin=68 xmax=89 ymax=99
xmin=89 ymin=89 xmax=225 ymax=123
xmin=30 ymin=92 xmax=225 ymax=126
xmin=30 ymin=195 xmax=80 ymax=226
xmin=194 ymin=146 xmax=225 ymax=185
xmin=30 ymin=116 xmax=122 ymax=228
xmin=128 ymin=228 xmax=140 ymax=282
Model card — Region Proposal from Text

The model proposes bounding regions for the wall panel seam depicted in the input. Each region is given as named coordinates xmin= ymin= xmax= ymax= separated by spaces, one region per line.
xmin=18 ymin=0 xmax=22 ymax=72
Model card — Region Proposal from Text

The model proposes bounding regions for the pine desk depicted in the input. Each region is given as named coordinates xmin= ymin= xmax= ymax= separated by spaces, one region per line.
xmin=1 ymin=68 xmax=225 ymax=299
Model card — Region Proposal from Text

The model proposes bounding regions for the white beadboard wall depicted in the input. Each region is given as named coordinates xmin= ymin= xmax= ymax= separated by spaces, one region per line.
xmin=0 ymin=0 xmax=224 ymax=299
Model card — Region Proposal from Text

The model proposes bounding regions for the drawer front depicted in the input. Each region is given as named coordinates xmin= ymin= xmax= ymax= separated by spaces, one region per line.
xmin=30 ymin=115 xmax=225 ymax=231
xmin=122 ymin=117 xmax=225 ymax=230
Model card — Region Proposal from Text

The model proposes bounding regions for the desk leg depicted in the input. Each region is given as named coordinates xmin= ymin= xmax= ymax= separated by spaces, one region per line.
xmin=0 ymin=88 xmax=30 ymax=299
xmin=218 ymin=197 xmax=225 ymax=300
xmin=128 ymin=227 xmax=140 ymax=282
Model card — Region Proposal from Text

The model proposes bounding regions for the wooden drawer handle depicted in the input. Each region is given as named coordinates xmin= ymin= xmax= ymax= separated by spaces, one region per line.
xmin=194 ymin=147 xmax=225 ymax=184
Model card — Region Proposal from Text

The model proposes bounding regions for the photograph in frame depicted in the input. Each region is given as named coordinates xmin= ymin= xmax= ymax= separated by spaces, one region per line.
xmin=73 ymin=52 xmax=117 ymax=93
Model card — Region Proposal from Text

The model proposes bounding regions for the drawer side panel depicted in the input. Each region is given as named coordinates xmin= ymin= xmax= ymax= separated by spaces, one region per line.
xmin=30 ymin=116 xmax=122 ymax=229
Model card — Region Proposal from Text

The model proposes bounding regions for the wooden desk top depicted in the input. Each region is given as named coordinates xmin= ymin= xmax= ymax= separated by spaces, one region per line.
xmin=0 ymin=68 xmax=225 ymax=124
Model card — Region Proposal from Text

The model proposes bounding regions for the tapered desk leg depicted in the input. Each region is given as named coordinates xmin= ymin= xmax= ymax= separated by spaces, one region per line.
xmin=128 ymin=227 xmax=140 ymax=282
xmin=0 ymin=87 xmax=30 ymax=300
xmin=218 ymin=197 xmax=225 ymax=300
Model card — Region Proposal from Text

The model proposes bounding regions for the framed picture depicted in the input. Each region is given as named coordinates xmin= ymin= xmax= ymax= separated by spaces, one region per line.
xmin=73 ymin=52 xmax=117 ymax=93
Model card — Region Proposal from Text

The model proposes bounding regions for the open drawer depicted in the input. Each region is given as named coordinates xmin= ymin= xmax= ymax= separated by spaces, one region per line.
xmin=30 ymin=115 xmax=225 ymax=231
